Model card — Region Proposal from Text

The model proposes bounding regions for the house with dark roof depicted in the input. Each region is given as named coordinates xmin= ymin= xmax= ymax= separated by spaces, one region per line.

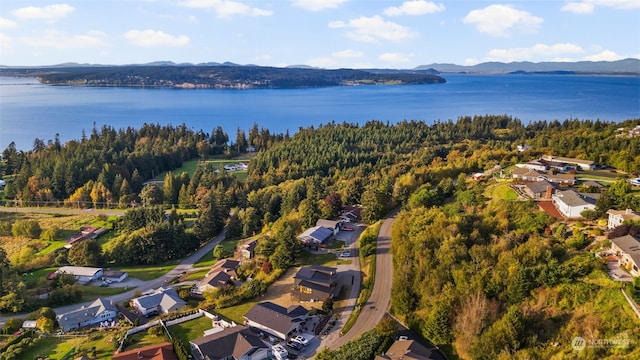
xmin=610 ymin=235 xmax=640 ymax=277
xmin=243 ymin=301 xmax=309 ymax=340
xmin=189 ymin=325 xmax=269 ymax=360
xmin=112 ymin=342 xmax=178 ymax=360
xmin=607 ymin=209 xmax=640 ymax=230
xmin=552 ymin=189 xmax=599 ymax=219
xmin=298 ymin=226 xmax=333 ymax=247
xmin=241 ymin=239 xmax=258 ymax=259
xmin=131 ymin=287 xmax=186 ymax=317
xmin=292 ymin=265 xmax=338 ymax=302
xmin=375 ymin=338 xmax=436 ymax=360
xmin=57 ymin=298 xmax=118 ymax=332
xmin=194 ymin=259 xmax=240 ymax=295
xmin=523 ymin=180 xmax=554 ymax=199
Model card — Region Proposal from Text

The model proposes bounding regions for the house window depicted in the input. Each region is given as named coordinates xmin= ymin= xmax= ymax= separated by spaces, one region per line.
xmin=298 ymin=286 xmax=312 ymax=294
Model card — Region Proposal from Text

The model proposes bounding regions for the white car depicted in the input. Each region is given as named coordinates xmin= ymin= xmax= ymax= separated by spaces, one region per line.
xmin=291 ymin=335 xmax=310 ymax=347
xmin=339 ymin=251 xmax=350 ymax=258
xmin=272 ymin=344 xmax=288 ymax=360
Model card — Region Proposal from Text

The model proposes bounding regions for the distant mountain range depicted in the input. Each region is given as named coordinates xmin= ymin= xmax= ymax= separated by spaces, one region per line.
xmin=1 ymin=58 xmax=638 ymax=75
xmin=414 ymin=58 xmax=640 ymax=74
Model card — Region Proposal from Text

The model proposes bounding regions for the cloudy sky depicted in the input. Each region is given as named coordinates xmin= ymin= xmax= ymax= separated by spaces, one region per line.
xmin=1 ymin=0 xmax=638 ymax=68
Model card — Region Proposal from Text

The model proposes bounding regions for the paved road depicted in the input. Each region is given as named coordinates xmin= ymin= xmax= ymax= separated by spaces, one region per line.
xmin=326 ymin=211 xmax=396 ymax=350
xmin=0 ymin=229 xmax=226 ymax=324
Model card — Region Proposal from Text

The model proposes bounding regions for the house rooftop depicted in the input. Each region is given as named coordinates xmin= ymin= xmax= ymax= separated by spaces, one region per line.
xmin=244 ymin=301 xmax=308 ymax=337
xmin=190 ymin=325 xmax=267 ymax=359
xmin=112 ymin=342 xmax=178 ymax=360
xmin=610 ymin=235 xmax=640 ymax=266
xmin=57 ymin=298 xmax=116 ymax=330
xmin=133 ymin=287 xmax=185 ymax=310
xmin=607 ymin=209 xmax=640 ymax=222
xmin=554 ymin=190 xmax=599 ymax=207
xmin=56 ymin=266 xmax=102 ymax=277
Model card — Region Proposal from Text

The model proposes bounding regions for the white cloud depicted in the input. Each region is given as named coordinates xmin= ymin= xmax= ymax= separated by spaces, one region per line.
xmin=329 ymin=15 xmax=415 ymax=42
xmin=463 ymin=5 xmax=543 ymax=37
xmin=561 ymin=2 xmax=595 ymax=14
xmin=11 ymin=4 xmax=74 ymax=21
xmin=181 ymin=0 xmax=272 ymax=17
xmin=584 ymin=50 xmax=624 ymax=61
xmin=485 ymin=43 xmax=584 ymax=62
xmin=21 ymin=29 xmax=108 ymax=49
xmin=332 ymin=49 xmax=363 ymax=58
xmin=292 ymin=0 xmax=349 ymax=11
xmin=379 ymin=52 xmax=413 ymax=63
xmin=0 ymin=33 xmax=12 ymax=49
xmin=562 ymin=0 xmax=640 ymax=13
xmin=123 ymin=29 xmax=190 ymax=47
xmin=384 ymin=1 xmax=445 ymax=16
xmin=0 ymin=17 xmax=17 ymax=29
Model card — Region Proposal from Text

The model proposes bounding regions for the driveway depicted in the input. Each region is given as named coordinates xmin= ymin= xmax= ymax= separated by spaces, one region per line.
xmin=607 ymin=259 xmax=633 ymax=282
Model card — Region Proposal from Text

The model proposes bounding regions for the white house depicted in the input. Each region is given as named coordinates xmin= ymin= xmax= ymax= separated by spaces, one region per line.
xmin=57 ymin=298 xmax=117 ymax=332
xmin=610 ymin=235 xmax=640 ymax=277
xmin=102 ymin=270 xmax=128 ymax=283
xmin=552 ymin=190 xmax=599 ymax=219
xmin=606 ymin=209 xmax=640 ymax=230
xmin=56 ymin=266 xmax=103 ymax=284
xmin=131 ymin=287 xmax=186 ymax=316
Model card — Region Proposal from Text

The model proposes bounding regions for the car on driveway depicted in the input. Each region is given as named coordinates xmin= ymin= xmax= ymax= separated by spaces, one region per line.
xmin=291 ymin=335 xmax=309 ymax=347
xmin=339 ymin=251 xmax=350 ymax=258
xmin=285 ymin=340 xmax=302 ymax=351
xmin=342 ymin=225 xmax=353 ymax=231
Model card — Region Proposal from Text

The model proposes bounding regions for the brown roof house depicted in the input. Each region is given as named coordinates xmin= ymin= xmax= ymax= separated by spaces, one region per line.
xmin=375 ymin=338 xmax=436 ymax=360
xmin=292 ymin=265 xmax=338 ymax=302
xmin=243 ymin=301 xmax=309 ymax=341
xmin=193 ymin=259 xmax=240 ymax=295
xmin=610 ymin=235 xmax=640 ymax=277
xmin=189 ymin=325 xmax=269 ymax=360
xmin=112 ymin=342 xmax=178 ymax=360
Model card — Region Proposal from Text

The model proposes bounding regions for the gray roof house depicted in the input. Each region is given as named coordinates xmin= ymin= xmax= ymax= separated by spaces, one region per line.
xmin=292 ymin=265 xmax=338 ymax=302
xmin=131 ymin=287 xmax=186 ymax=317
xmin=194 ymin=259 xmax=240 ymax=295
xmin=57 ymin=298 xmax=117 ymax=332
xmin=552 ymin=190 xmax=599 ymax=219
xmin=56 ymin=266 xmax=103 ymax=285
xmin=190 ymin=325 xmax=269 ymax=360
xmin=610 ymin=235 xmax=640 ymax=277
xmin=241 ymin=239 xmax=258 ymax=259
xmin=523 ymin=180 xmax=554 ymax=199
xmin=316 ymin=219 xmax=342 ymax=235
xmin=243 ymin=301 xmax=309 ymax=340
xmin=298 ymin=226 xmax=333 ymax=247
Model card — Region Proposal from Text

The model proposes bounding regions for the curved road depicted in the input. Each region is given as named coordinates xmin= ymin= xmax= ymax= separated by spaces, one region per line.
xmin=328 ymin=211 xmax=396 ymax=349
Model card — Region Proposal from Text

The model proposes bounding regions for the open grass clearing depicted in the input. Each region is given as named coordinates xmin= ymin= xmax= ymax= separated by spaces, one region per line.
xmin=484 ymin=182 xmax=518 ymax=200
xmin=116 ymin=263 xmax=178 ymax=281
xmin=182 ymin=268 xmax=209 ymax=282
xmin=122 ymin=330 xmax=169 ymax=352
xmin=168 ymin=315 xmax=213 ymax=344
xmin=20 ymin=330 xmax=119 ymax=360
xmin=154 ymin=158 xmax=251 ymax=182
xmin=81 ymin=285 xmax=131 ymax=299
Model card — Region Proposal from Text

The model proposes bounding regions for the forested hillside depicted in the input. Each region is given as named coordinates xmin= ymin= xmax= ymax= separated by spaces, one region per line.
xmin=1 ymin=115 xmax=640 ymax=358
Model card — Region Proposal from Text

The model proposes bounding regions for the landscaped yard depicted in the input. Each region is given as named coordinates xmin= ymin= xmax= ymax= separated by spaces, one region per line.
xmin=20 ymin=330 xmax=120 ymax=360
xmin=168 ymin=315 xmax=213 ymax=345
xmin=154 ymin=158 xmax=251 ymax=182
xmin=484 ymin=182 xmax=518 ymax=200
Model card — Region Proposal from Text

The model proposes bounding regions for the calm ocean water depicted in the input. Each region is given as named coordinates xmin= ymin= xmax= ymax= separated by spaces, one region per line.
xmin=1 ymin=74 xmax=639 ymax=151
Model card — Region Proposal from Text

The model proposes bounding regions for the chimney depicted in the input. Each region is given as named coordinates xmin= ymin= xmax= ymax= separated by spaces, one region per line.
xmin=545 ymin=186 xmax=553 ymax=199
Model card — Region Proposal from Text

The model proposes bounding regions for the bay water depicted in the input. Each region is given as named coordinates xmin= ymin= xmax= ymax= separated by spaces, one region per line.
xmin=1 ymin=74 xmax=638 ymax=151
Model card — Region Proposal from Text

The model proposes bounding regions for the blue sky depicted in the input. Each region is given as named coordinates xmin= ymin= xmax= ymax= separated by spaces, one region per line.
xmin=1 ymin=0 xmax=639 ymax=68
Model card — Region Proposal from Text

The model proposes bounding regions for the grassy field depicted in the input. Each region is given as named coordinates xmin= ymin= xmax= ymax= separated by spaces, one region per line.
xmin=194 ymin=238 xmax=243 ymax=268
xmin=81 ymin=285 xmax=130 ymax=299
xmin=484 ymin=181 xmax=518 ymax=200
xmin=182 ymin=268 xmax=210 ymax=282
xmin=154 ymin=158 xmax=250 ymax=182
xmin=121 ymin=329 xmax=170 ymax=352
xmin=20 ymin=330 xmax=119 ymax=360
xmin=116 ymin=263 xmax=179 ymax=281
xmin=168 ymin=315 xmax=213 ymax=344
xmin=213 ymin=301 xmax=256 ymax=324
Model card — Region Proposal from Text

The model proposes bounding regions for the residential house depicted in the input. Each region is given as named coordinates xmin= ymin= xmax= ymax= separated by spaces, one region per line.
xmin=57 ymin=298 xmax=117 ymax=332
xmin=340 ymin=205 xmax=362 ymax=222
xmin=190 ymin=325 xmax=269 ymax=360
xmin=131 ymin=287 xmax=186 ymax=317
xmin=552 ymin=190 xmax=599 ymax=219
xmin=194 ymin=259 xmax=240 ymax=294
xmin=511 ymin=168 xmax=546 ymax=182
xmin=607 ymin=209 xmax=640 ymax=230
xmin=243 ymin=301 xmax=309 ymax=340
xmin=610 ymin=235 xmax=640 ymax=277
xmin=292 ymin=265 xmax=338 ymax=302
xmin=375 ymin=338 xmax=436 ymax=360
xmin=545 ymin=172 xmax=576 ymax=186
xmin=297 ymin=226 xmax=333 ymax=247
xmin=517 ymin=144 xmax=531 ymax=152
xmin=56 ymin=266 xmax=103 ymax=285
xmin=241 ymin=239 xmax=258 ymax=259
xmin=102 ymin=270 xmax=128 ymax=283
xmin=112 ymin=342 xmax=178 ymax=360
xmin=65 ymin=226 xmax=108 ymax=248
xmin=316 ymin=219 xmax=342 ymax=235
xmin=523 ymin=180 xmax=554 ymax=199
xmin=542 ymin=155 xmax=596 ymax=170
xmin=516 ymin=160 xmax=548 ymax=172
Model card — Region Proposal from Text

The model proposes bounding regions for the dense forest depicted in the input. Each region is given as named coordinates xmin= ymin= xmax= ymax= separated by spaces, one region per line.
xmin=0 ymin=65 xmax=446 ymax=88
xmin=1 ymin=115 xmax=640 ymax=358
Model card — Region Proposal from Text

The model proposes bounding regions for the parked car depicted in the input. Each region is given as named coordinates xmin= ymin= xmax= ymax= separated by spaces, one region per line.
xmin=291 ymin=335 xmax=310 ymax=347
xmin=342 ymin=225 xmax=353 ymax=231
xmin=285 ymin=340 xmax=302 ymax=350
xmin=339 ymin=251 xmax=350 ymax=258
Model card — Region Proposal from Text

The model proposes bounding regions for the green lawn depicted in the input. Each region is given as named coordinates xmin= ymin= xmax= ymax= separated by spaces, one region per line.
xmin=116 ymin=263 xmax=178 ymax=281
xmin=168 ymin=315 xmax=213 ymax=344
xmin=22 ymin=267 xmax=56 ymax=287
xmin=154 ymin=158 xmax=249 ymax=182
xmin=20 ymin=331 xmax=119 ymax=360
xmin=81 ymin=285 xmax=131 ymax=299
xmin=484 ymin=182 xmax=518 ymax=200
xmin=154 ymin=158 xmax=201 ymax=181
xmin=214 ymin=301 xmax=256 ymax=324
xmin=298 ymin=250 xmax=341 ymax=267
xmin=121 ymin=331 xmax=169 ymax=352
xmin=182 ymin=268 xmax=210 ymax=281
xmin=37 ymin=241 xmax=68 ymax=256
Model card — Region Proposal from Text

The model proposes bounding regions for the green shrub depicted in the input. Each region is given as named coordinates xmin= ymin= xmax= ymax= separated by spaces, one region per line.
xmin=11 ymin=219 xmax=42 ymax=238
